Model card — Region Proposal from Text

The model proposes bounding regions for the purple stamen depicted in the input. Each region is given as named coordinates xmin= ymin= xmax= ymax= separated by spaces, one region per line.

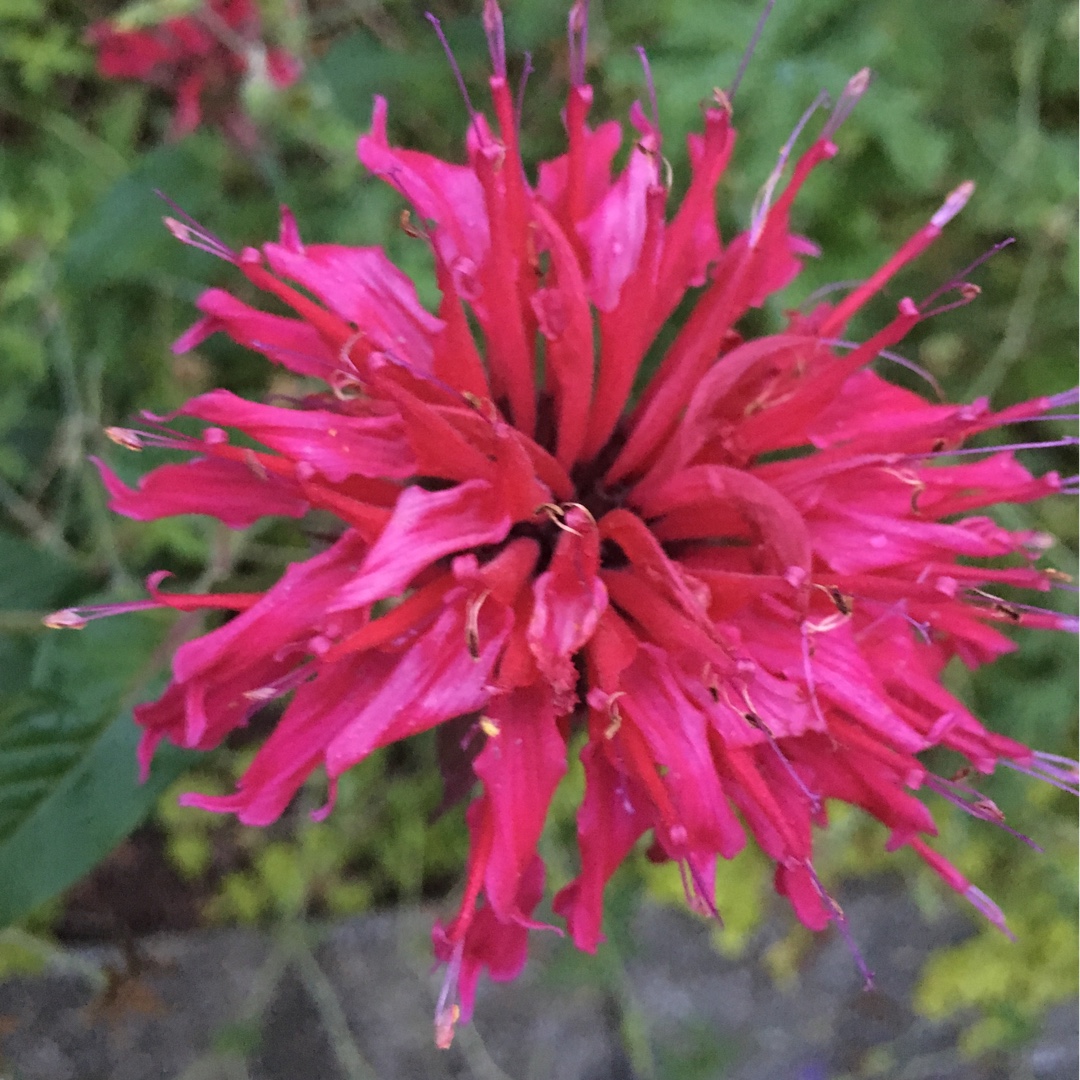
xmin=727 ymin=0 xmax=778 ymax=102
xmin=965 ymin=588 xmax=1078 ymax=628
xmin=1003 ymin=752 xmax=1080 ymax=796
xmin=920 ymin=237 xmax=1014 ymax=309
xmin=856 ymin=598 xmax=933 ymax=644
xmin=1045 ymin=388 xmax=1080 ymax=410
xmin=924 ymin=774 xmax=1043 ymax=850
xmin=803 ymin=859 xmax=875 ymax=989
xmin=918 ymin=284 xmax=982 ymax=320
xmin=634 ymin=46 xmax=660 ymax=135
xmin=746 ymin=711 xmax=824 ymax=814
xmin=425 ymin=13 xmax=476 ymax=115
xmin=750 ymin=89 xmax=830 ymax=244
xmin=434 ymin=937 xmax=464 ymax=1049
xmin=678 ymin=858 xmax=723 ymax=922
xmin=965 ymin=885 xmax=1015 ymax=940
xmin=515 ymin=51 xmax=534 ymax=128
xmin=823 ymin=337 xmax=946 ymax=401
xmin=906 ymin=436 xmax=1079 ymax=460
xmin=567 ymin=0 xmax=590 ymax=88
xmin=483 ymin=0 xmax=506 ymax=79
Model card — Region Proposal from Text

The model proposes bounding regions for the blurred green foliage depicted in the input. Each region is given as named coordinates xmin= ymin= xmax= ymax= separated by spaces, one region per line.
xmin=0 ymin=0 xmax=1075 ymax=1059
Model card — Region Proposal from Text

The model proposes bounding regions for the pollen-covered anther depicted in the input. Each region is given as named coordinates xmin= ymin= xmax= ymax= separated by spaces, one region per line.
xmin=602 ymin=692 xmax=626 ymax=739
xmin=931 ymin=180 xmax=976 ymax=228
xmin=243 ymin=686 xmax=279 ymax=703
xmin=479 ymin=716 xmax=501 ymax=738
xmin=434 ymin=1004 xmax=460 ymax=1051
xmin=43 ymin=609 xmax=88 ymax=630
xmin=105 ymin=427 xmax=145 ymax=451
xmin=712 ymin=87 xmax=733 ymax=114
xmin=536 ymin=502 xmax=584 ymax=536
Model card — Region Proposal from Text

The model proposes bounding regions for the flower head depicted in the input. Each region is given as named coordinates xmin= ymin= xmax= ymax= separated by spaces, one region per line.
xmin=57 ymin=1 xmax=1076 ymax=1046
xmin=87 ymin=0 xmax=301 ymax=147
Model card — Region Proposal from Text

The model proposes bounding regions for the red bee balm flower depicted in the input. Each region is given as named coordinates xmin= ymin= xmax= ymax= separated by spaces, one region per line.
xmin=87 ymin=0 xmax=301 ymax=146
xmin=55 ymin=1 xmax=1077 ymax=1047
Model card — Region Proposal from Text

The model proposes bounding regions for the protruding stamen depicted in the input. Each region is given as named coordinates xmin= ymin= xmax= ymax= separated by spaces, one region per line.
xmin=515 ymin=51 xmax=534 ymax=126
xmin=425 ymin=13 xmax=476 ymax=115
xmin=157 ymin=192 xmax=238 ymax=262
xmin=568 ymin=0 xmax=590 ymax=87
xmin=821 ymin=67 xmax=871 ymax=141
xmin=920 ymin=235 xmax=1010 ymax=313
xmin=1045 ymin=388 xmax=1080 ymax=411
xmin=105 ymin=426 xmax=205 ymax=453
xmin=964 ymin=588 xmax=1076 ymax=631
xmin=727 ymin=0 xmax=778 ymax=102
xmin=918 ymin=282 xmax=981 ymax=320
xmin=924 ymin=774 xmax=1043 ymax=850
xmin=105 ymin=427 xmax=146 ymax=450
xmin=434 ymin=937 xmax=464 ymax=1050
xmin=742 ymin=705 xmax=823 ymax=814
xmin=634 ymin=46 xmax=660 ymax=135
xmin=822 ymin=338 xmax=946 ymax=401
xmin=1004 ymin=752 xmax=1080 ymax=796
xmin=855 ymin=599 xmax=932 ymax=645
xmin=965 ymin=886 xmax=1015 ymax=940
xmin=904 ymin=436 xmax=1079 ymax=460
xmin=803 ymin=859 xmax=875 ymax=989
xmin=44 ymin=598 xmax=159 ymax=629
xmin=483 ymin=0 xmax=506 ymax=78
xmin=749 ymin=90 xmax=830 ymax=245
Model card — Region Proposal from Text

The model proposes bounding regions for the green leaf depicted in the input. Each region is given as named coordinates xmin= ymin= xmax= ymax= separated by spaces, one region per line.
xmin=0 ymin=532 xmax=82 ymax=611
xmin=0 ymin=705 xmax=196 ymax=926
xmin=0 ymin=613 xmax=197 ymax=926
xmin=63 ymin=138 xmax=225 ymax=286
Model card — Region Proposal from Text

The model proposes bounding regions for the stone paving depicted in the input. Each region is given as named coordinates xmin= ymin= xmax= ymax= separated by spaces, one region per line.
xmin=0 ymin=878 xmax=1075 ymax=1080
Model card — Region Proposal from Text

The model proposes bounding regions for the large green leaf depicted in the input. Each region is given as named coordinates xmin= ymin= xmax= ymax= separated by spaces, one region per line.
xmin=0 ymin=609 xmax=196 ymax=926
xmin=0 ymin=702 xmax=196 ymax=926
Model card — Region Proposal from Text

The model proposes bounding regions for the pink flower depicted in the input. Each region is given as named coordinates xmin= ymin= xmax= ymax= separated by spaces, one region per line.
xmin=87 ymin=0 xmax=301 ymax=147
xmin=54 ymin=1 xmax=1076 ymax=1047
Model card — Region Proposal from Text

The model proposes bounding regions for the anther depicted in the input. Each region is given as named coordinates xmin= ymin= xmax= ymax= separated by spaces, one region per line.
xmin=567 ymin=0 xmax=590 ymax=87
xmin=930 ymin=181 xmax=975 ymax=229
xmin=106 ymin=427 xmax=145 ymax=451
xmin=821 ymin=68 xmax=871 ymax=141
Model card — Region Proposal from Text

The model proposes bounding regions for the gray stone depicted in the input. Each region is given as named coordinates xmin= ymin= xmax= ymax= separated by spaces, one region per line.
xmin=0 ymin=881 xmax=1075 ymax=1080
